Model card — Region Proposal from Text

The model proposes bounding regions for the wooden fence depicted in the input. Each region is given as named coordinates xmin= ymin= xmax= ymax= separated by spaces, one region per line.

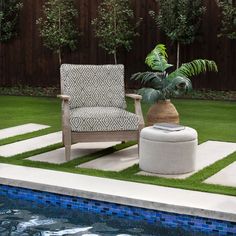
xmin=0 ymin=0 xmax=236 ymax=90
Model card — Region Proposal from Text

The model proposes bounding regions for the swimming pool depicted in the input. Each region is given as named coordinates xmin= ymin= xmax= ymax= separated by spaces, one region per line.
xmin=0 ymin=184 xmax=235 ymax=235
xmin=0 ymin=195 xmax=211 ymax=236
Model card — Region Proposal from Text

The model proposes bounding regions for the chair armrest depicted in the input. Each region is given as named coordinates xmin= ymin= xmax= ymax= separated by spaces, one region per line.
xmin=126 ymin=93 xmax=142 ymax=100
xmin=126 ymin=94 xmax=145 ymax=129
xmin=58 ymin=95 xmax=71 ymax=134
xmin=57 ymin=94 xmax=70 ymax=101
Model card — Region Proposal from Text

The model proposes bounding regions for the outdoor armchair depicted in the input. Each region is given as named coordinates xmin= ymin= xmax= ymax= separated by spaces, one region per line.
xmin=59 ymin=64 xmax=145 ymax=161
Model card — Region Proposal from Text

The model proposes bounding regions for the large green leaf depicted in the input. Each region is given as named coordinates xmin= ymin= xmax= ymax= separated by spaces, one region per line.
xmin=145 ymin=44 xmax=173 ymax=72
xmin=131 ymin=72 xmax=163 ymax=89
xmin=137 ymin=88 xmax=164 ymax=103
xmin=162 ymin=76 xmax=192 ymax=99
xmin=168 ymin=59 xmax=218 ymax=80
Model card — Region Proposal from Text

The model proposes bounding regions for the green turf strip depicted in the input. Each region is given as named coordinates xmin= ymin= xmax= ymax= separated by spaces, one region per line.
xmin=0 ymin=95 xmax=236 ymax=196
xmin=0 ymin=96 xmax=61 ymax=145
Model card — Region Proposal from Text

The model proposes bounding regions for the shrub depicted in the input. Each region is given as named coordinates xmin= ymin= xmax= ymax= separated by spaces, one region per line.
xmin=37 ymin=0 xmax=79 ymax=66
xmin=0 ymin=0 xmax=23 ymax=42
xmin=92 ymin=0 xmax=141 ymax=64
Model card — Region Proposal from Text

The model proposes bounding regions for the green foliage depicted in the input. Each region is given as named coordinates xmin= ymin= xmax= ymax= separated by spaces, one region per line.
xmin=131 ymin=43 xmax=218 ymax=103
xmin=0 ymin=0 xmax=23 ymax=42
xmin=145 ymin=44 xmax=173 ymax=72
xmin=37 ymin=0 xmax=79 ymax=64
xmin=217 ymin=0 xmax=236 ymax=39
xmin=168 ymin=59 xmax=218 ymax=80
xmin=92 ymin=0 xmax=141 ymax=63
xmin=150 ymin=0 xmax=206 ymax=44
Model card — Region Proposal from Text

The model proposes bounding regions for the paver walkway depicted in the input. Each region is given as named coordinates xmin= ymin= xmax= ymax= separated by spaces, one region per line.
xmin=27 ymin=142 xmax=119 ymax=164
xmin=0 ymin=123 xmax=236 ymax=184
xmin=0 ymin=123 xmax=49 ymax=140
xmin=22 ymin=139 xmax=236 ymax=173
xmin=78 ymin=145 xmax=138 ymax=171
xmin=0 ymin=132 xmax=62 ymax=157
xmin=204 ymin=161 xmax=236 ymax=187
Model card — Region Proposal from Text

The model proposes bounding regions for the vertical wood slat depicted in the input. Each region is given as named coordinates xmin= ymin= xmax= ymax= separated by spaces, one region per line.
xmin=0 ymin=0 xmax=235 ymax=90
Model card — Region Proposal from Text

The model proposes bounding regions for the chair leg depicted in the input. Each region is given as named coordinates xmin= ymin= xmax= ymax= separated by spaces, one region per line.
xmin=138 ymin=128 xmax=142 ymax=157
xmin=63 ymin=128 xmax=71 ymax=161
xmin=65 ymin=144 xmax=71 ymax=162
xmin=137 ymin=138 xmax=140 ymax=157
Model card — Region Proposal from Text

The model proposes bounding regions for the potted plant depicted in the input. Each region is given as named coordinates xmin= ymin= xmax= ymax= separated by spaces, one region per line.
xmin=131 ymin=43 xmax=218 ymax=125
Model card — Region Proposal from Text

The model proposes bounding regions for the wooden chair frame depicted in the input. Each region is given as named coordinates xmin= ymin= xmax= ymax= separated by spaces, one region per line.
xmin=58 ymin=94 xmax=145 ymax=161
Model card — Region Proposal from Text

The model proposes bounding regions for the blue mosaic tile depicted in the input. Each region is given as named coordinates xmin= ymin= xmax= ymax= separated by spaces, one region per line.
xmin=0 ymin=184 xmax=235 ymax=235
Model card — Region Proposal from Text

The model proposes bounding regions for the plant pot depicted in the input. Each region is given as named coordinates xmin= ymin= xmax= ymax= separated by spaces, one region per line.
xmin=146 ymin=100 xmax=179 ymax=126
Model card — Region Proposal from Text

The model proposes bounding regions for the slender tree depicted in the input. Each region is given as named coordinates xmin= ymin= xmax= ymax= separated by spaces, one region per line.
xmin=217 ymin=0 xmax=236 ymax=39
xmin=150 ymin=0 xmax=206 ymax=68
xmin=92 ymin=0 xmax=141 ymax=64
xmin=0 ymin=0 xmax=23 ymax=42
xmin=37 ymin=0 xmax=79 ymax=66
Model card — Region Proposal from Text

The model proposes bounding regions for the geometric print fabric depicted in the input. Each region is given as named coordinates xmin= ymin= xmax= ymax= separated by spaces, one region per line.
xmin=70 ymin=107 xmax=139 ymax=132
xmin=60 ymin=64 xmax=127 ymax=109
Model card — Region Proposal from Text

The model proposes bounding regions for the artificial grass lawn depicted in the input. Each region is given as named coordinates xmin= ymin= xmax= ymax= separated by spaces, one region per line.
xmin=0 ymin=95 xmax=236 ymax=196
xmin=0 ymin=96 xmax=61 ymax=145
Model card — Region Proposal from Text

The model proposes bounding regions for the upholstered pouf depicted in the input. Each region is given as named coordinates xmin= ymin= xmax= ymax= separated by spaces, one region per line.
xmin=139 ymin=126 xmax=198 ymax=174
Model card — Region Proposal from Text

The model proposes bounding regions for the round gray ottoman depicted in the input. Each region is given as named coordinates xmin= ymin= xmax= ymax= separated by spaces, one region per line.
xmin=139 ymin=126 xmax=198 ymax=174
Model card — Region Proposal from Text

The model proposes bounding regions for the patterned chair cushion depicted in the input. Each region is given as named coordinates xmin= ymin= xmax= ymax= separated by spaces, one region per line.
xmin=60 ymin=64 xmax=126 ymax=109
xmin=70 ymin=107 xmax=139 ymax=132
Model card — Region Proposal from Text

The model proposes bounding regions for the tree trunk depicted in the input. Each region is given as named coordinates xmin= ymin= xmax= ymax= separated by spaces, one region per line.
xmin=113 ymin=50 xmax=117 ymax=64
xmin=58 ymin=5 xmax=62 ymax=66
xmin=176 ymin=42 xmax=180 ymax=69
xmin=113 ymin=3 xmax=118 ymax=64
xmin=58 ymin=48 xmax=62 ymax=66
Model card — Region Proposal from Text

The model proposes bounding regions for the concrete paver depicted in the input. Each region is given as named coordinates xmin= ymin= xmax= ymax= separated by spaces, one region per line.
xmin=204 ymin=161 xmax=236 ymax=187
xmin=27 ymin=142 xmax=119 ymax=164
xmin=0 ymin=132 xmax=62 ymax=157
xmin=78 ymin=145 xmax=138 ymax=171
xmin=0 ymin=123 xmax=49 ymax=140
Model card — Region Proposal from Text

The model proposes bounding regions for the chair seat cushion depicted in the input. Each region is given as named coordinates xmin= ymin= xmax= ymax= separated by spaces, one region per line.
xmin=70 ymin=107 xmax=139 ymax=132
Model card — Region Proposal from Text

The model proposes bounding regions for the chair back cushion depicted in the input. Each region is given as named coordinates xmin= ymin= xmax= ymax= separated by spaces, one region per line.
xmin=60 ymin=64 xmax=126 ymax=109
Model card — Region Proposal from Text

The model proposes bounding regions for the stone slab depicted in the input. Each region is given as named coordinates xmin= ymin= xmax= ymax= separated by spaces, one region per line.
xmin=0 ymin=163 xmax=235 ymax=222
xmin=0 ymin=123 xmax=50 ymax=140
xmin=204 ymin=161 xmax=236 ymax=187
xmin=139 ymin=141 xmax=236 ymax=179
xmin=27 ymin=142 xmax=120 ymax=164
xmin=78 ymin=145 xmax=138 ymax=171
xmin=0 ymin=132 xmax=62 ymax=157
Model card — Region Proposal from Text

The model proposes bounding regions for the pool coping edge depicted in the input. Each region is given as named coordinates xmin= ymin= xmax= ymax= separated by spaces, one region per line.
xmin=1 ymin=176 xmax=236 ymax=223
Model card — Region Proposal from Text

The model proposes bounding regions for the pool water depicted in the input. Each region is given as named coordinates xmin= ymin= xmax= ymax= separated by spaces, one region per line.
xmin=0 ymin=195 xmax=212 ymax=236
